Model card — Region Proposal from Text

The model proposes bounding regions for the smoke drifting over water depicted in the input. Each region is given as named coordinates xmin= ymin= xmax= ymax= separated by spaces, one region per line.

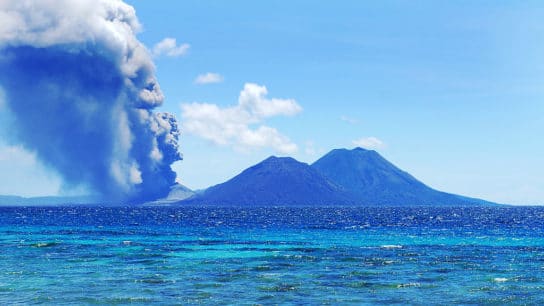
xmin=0 ymin=0 xmax=181 ymax=202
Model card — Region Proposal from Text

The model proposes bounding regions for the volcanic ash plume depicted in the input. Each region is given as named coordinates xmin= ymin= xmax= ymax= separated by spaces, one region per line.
xmin=0 ymin=0 xmax=181 ymax=202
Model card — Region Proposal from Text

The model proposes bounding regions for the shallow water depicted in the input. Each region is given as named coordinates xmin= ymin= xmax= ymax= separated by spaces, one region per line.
xmin=1 ymin=206 xmax=544 ymax=304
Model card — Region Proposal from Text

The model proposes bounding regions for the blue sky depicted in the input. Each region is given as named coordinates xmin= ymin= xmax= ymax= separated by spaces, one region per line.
xmin=0 ymin=0 xmax=543 ymax=205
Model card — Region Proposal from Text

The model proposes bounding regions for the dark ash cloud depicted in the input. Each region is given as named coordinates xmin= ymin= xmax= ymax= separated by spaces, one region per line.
xmin=0 ymin=0 xmax=181 ymax=202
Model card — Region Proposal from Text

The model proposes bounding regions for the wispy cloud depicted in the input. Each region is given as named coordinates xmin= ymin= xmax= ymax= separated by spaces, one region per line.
xmin=304 ymin=141 xmax=317 ymax=156
xmin=194 ymin=72 xmax=224 ymax=85
xmin=181 ymin=83 xmax=302 ymax=154
xmin=352 ymin=137 xmax=385 ymax=150
xmin=152 ymin=38 xmax=190 ymax=57
xmin=340 ymin=115 xmax=359 ymax=125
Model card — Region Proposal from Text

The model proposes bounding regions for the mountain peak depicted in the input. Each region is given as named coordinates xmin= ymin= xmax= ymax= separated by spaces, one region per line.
xmin=262 ymin=156 xmax=299 ymax=164
xmin=254 ymin=156 xmax=309 ymax=173
xmin=323 ymin=147 xmax=384 ymax=164
xmin=181 ymin=155 xmax=354 ymax=206
xmin=178 ymin=148 xmax=497 ymax=207
xmin=312 ymin=148 xmax=495 ymax=206
xmin=329 ymin=147 xmax=377 ymax=155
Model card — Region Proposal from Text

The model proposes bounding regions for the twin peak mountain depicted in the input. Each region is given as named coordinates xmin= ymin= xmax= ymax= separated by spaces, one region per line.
xmin=180 ymin=147 xmax=496 ymax=206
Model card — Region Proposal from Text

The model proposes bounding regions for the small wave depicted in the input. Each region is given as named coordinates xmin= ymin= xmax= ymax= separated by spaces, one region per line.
xmin=380 ymin=245 xmax=402 ymax=249
xmin=493 ymin=277 xmax=508 ymax=282
xmin=397 ymin=282 xmax=421 ymax=288
xmin=31 ymin=242 xmax=59 ymax=248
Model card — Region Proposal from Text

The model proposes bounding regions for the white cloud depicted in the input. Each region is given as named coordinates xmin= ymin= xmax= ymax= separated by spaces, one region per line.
xmin=340 ymin=115 xmax=359 ymax=125
xmin=194 ymin=72 xmax=224 ymax=85
xmin=181 ymin=83 xmax=302 ymax=154
xmin=352 ymin=137 xmax=385 ymax=150
xmin=152 ymin=38 xmax=190 ymax=57
xmin=239 ymin=83 xmax=302 ymax=118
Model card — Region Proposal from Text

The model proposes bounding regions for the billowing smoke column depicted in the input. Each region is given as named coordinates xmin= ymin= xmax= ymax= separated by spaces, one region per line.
xmin=0 ymin=0 xmax=181 ymax=202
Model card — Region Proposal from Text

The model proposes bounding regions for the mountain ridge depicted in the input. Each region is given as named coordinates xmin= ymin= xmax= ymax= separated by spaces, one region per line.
xmin=182 ymin=156 xmax=357 ymax=206
xmin=179 ymin=147 xmax=499 ymax=206
xmin=311 ymin=147 xmax=496 ymax=206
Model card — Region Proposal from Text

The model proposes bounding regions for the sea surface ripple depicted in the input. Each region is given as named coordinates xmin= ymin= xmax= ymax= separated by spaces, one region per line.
xmin=1 ymin=206 xmax=543 ymax=305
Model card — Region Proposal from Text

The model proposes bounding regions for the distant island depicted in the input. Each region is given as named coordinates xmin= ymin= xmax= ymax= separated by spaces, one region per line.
xmin=0 ymin=148 xmax=501 ymax=207
xmin=179 ymin=147 xmax=499 ymax=207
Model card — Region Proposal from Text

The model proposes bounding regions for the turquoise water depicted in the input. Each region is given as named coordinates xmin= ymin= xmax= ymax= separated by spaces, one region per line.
xmin=1 ymin=206 xmax=544 ymax=304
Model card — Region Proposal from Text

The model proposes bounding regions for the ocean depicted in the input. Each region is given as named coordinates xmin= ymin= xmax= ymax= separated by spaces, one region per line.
xmin=1 ymin=206 xmax=543 ymax=305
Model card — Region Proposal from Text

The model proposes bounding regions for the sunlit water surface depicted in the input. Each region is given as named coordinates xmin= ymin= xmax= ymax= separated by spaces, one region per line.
xmin=1 ymin=206 xmax=544 ymax=305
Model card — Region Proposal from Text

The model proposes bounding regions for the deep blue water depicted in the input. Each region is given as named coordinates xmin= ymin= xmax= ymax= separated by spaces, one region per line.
xmin=1 ymin=206 xmax=544 ymax=305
